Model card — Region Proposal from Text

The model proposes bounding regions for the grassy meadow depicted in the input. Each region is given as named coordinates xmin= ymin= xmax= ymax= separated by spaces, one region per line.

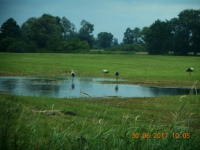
xmin=0 ymin=53 xmax=200 ymax=86
xmin=0 ymin=53 xmax=200 ymax=149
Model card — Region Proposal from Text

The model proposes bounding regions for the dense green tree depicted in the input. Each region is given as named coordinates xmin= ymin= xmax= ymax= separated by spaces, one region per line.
xmin=172 ymin=9 xmax=200 ymax=55
xmin=138 ymin=26 xmax=150 ymax=43
xmin=123 ymin=28 xmax=134 ymax=44
xmin=144 ymin=9 xmax=200 ymax=55
xmin=0 ymin=9 xmax=198 ymax=54
xmin=97 ymin=32 xmax=113 ymax=48
xmin=60 ymin=17 xmax=77 ymax=40
xmin=144 ymin=20 xmax=172 ymax=54
xmin=27 ymin=41 xmax=38 ymax=53
xmin=169 ymin=18 xmax=190 ymax=55
xmin=0 ymin=37 xmax=27 ymax=52
xmin=121 ymin=44 xmax=135 ymax=52
xmin=54 ymin=16 xmax=63 ymax=32
xmin=123 ymin=27 xmax=140 ymax=44
xmin=132 ymin=27 xmax=141 ymax=43
xmin=65 ymin=38 xmax=89 ymax=53
xmin=21 ymin=14 xmax=62 ymax=49
xmin=78 ymin=20 xmax=94 ymax=48
xmin=0 ymin=37 xmax=16 ymax=52
xmin=114 ymin=43 xmax=146 ymax=52
xmin=112 ymin=38 xmax=119 ymax=46
xmin=7 ymin=40 xmax=27 ymax=52
xmin=0 ymin=18 xmax=21 ymax=39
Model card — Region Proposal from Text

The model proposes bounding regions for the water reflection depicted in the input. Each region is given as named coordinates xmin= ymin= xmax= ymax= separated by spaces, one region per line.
xmin=1 ymin=79 xmax=17 ymax=91
xmin=0 ymin=76 xmax=199 ymax=98
xmin=71 ymin=83 xmax=75 ymax=90
xmin=115 ymin=84 xmax=118 ymax=92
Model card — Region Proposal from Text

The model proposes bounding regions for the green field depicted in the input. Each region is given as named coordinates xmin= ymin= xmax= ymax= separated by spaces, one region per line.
xmin=0 ymin=53 xmax=200 ymax=149
xmin=0 ymin=53 xmax=200 ymax=86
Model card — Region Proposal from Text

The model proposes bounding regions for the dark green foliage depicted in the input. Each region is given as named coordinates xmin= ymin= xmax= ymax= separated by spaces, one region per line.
xmin=105 ymin=43 xmax=146 ymax=53
xmin=172 ymin=9 xmax=200 ymax=55
xmin=0 ymin=37 xmax=27 ymax=52
xmin=96 ymin=32 xmax=113 ymax=48
xmin=0 ymin=9 xmax=199 ymax=54
xmin=65 ymin=38 xmax=89 ymax=53
xmin=60 ymin=16 xmax=77 ymax=41
xmin=123 ymin=28 xmax=135 ymax=44
xmin=7 ymin=40 xmax=27 ymax=53
xmin=0 ymin=18 xmax=21 ymax=39
xmin=47 ymin=38 xmax=89 ymax=53
xmin=112 ymin=38 xmax=119 ymax=46
xmin=0 ymin=37 xmax=16 ymax=52
xmin=21 ymin=14 xmax=62 ymax=49
xmin=123 ymin=27 xmax=140 ymax=44
xmin=144 ymin=20 xmax=172 ymax=55
xmin=78 ymin=20 xmax=94 ymax=48
xmin=141 ymin=9 xmax=200 ymax=55
xmin=27 ymin=41 xmax=38 ymax=53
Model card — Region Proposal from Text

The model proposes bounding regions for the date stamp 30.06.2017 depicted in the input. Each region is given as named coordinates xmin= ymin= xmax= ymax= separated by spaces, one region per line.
xmin=132 ymin=132 xmax=190 ymax=139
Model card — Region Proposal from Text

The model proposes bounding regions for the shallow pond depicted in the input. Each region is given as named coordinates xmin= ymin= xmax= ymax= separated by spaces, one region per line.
xmin=0 ymin=76 xmax=199 ymax=98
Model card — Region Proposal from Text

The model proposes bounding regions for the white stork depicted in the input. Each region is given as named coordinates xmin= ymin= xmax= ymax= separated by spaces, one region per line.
xmin=102 ymin=69 xmax=109 ymax=76
xmin=71 ymin=70 xmax=75 ymax=82
xmin=186 ymin=68 xmax=194 ymax=76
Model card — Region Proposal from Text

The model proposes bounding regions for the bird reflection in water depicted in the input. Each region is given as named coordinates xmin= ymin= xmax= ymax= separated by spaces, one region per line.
xmin=115 ymin=71 xmax=119 ymax=92
xmin=115 ymin=84 xmax=118 ymax=92
xmin=71 ymin=83 xmax=75 ymax=90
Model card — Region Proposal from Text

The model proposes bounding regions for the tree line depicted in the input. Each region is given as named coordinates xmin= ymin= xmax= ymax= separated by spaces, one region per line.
xmin=0 ymin=9 xmax=200 ymax=55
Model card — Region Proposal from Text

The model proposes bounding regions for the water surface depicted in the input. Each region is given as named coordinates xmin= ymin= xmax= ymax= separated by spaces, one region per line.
xmin=0 ymin=76 xmax=198 ymax=98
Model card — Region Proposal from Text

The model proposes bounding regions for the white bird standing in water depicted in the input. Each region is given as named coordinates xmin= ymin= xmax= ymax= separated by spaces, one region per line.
xmin=71 ymin=70 xmax=75 ymax=82
xmin=186 ymin=68 xmax=195 ymax=76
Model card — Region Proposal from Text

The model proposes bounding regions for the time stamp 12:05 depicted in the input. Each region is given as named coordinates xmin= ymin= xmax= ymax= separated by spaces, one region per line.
xmin=132 ymin=132 xmax=190 ymax=139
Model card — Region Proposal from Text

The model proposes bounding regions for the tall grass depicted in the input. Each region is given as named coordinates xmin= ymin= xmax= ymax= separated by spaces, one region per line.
xmin=0 ymin=83 xmax=199 ymax=149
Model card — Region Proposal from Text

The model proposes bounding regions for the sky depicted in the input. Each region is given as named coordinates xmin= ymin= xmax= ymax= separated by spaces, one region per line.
xmin=0 ymin=0 xmax=200 ymax=43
